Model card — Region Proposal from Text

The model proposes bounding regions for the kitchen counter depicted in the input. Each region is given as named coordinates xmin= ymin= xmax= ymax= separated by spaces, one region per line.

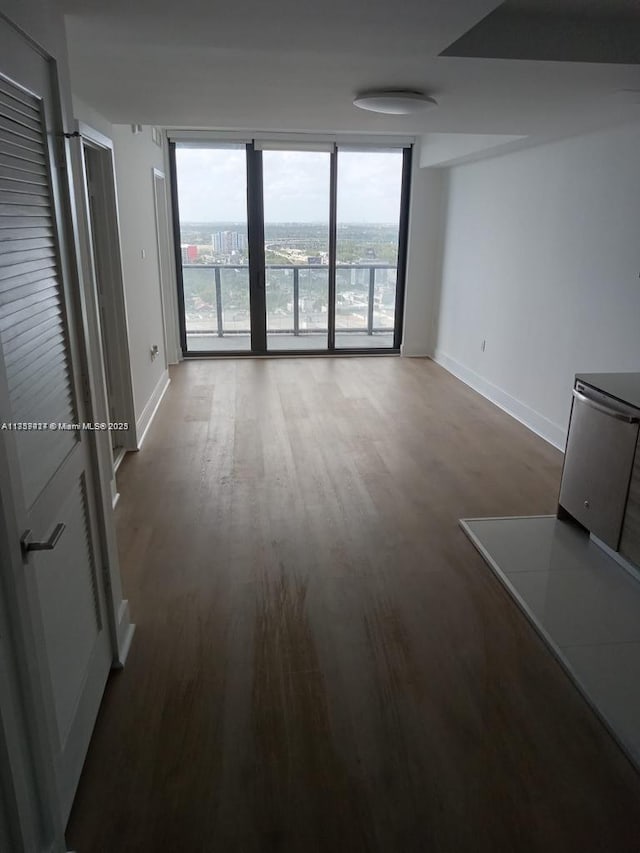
xmin=575 ymin=372 xmax=640 ymax=411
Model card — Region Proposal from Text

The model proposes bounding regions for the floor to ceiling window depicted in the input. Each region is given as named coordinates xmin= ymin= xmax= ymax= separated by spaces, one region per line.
xmin=335 ymin=149 xmax=404 ymax=349
xmin=172 ymin=144 xmax=251 ymax=353
xmin=262 ymin=147 xmax=331 ymax=352
xmin=170 ymin=139 xmax=412 ymax=356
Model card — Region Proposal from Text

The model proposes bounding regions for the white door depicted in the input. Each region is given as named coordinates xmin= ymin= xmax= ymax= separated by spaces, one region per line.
xmin=0 ymin=24 xmax=112 ymax=824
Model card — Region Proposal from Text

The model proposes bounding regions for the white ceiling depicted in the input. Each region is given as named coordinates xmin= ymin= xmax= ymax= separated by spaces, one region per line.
xmin=61 ymin=0 xmax=640 ymax=164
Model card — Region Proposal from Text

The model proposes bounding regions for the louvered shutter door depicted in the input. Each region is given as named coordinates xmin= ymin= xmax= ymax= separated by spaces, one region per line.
xmin=0 ymin=76 xmax=78 ymax=507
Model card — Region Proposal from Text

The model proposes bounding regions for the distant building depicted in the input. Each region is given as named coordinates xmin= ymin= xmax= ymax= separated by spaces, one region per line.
xmin=181 ymin=244 xmax=198 ymax=263
xmin=307 ymin=256 xmax=322 ymax=265
xmin=212 ymin=231 xmax=246 ymax=254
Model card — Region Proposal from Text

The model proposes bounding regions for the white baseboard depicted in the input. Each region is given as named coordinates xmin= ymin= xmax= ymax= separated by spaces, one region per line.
xmin=113 ymin=599 xmax=135 ymax=669
xmin=113 ymin=447 xmax=126 ymax=472
xmin=110 ymin=475 xmax=119 ymax=508
xmin=135 ymin=370 xmax=170 ymax=450
xmin=433 ymin=349 xmax=566 ymax=450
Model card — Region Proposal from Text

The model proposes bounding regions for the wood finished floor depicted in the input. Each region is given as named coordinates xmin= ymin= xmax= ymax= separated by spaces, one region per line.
xmin=67 ymin=358 xmax=640 ymax=853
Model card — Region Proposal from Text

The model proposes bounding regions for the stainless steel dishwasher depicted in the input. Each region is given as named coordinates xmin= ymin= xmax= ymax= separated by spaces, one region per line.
xmin=558 ymin=381 xmax=640 ymax=549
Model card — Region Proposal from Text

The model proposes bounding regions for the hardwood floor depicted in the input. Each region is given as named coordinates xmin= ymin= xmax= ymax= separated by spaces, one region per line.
xmin=67 ymin=357 xmax=640 ymax=853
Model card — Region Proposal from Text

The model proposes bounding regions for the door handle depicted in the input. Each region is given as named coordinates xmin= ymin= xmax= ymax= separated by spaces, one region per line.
xmin=21 ymin=523 xmax=66 ymax=557
xmin=572 ymin=389 xmax=640 ymax=424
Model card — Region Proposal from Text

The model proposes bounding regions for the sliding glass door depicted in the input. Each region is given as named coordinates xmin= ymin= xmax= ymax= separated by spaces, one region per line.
xmin=170 ymin=141 xmax=411 ymax=356
xmin=172 ymin=144 xmax=251 ymax=352
xmin=335 ymin=149 xmax=404 ymax=349
xmin=262 ymin=149 xmax=331 ymax=351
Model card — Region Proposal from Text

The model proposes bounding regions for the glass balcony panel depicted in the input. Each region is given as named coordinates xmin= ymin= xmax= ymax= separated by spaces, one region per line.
xmin=183 ymin=265 xmax=251 ymax=352
xmin=220 ymin=266 xmax=250 ymax=337
xmin=373 ymin=267 xmax=397 ymax=343
xmin=298 ymin=267 xmax=328 ymax=335
xmin=266 ymin=267 xmax=294 ymax=335
xmin=183 ymin=265 xmax=215 ymax=338
xmin=335 ymin=266 xmax=368 ymax=332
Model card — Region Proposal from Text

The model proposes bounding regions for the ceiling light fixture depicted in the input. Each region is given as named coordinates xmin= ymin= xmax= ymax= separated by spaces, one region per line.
xmin=353 ymin=90 xmax=437 ymax=115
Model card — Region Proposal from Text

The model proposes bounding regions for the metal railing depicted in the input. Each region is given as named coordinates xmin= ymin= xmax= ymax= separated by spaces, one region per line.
xmin=182 ymin=263 xmax=396 ymax=338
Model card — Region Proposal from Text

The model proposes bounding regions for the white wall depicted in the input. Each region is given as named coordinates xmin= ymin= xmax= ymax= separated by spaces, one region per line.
xmin=2 ymin=0 xmax=73 ymax=115
xmin=402 ymin=166 xmax=446 ymax=356
xmin=109 ymin=124 xmax=170 ymax=430
xmin=434 ymin=121 xmax=640 ymax=448
xmin=73 ymin=94 xmax=113 ymax=139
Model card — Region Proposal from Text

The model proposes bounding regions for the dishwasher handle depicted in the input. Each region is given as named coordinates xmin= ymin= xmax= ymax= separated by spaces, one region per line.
xmin=573 ymin=388 xmax=640 ymax=424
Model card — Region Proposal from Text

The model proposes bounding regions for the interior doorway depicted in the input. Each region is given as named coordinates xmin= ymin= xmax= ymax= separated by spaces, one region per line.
xmin=77 ymin=125 xmax=136 ymax=469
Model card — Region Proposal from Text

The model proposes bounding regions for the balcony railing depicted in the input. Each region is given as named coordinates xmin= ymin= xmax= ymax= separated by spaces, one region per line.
xmin=182 ymin=263 xmax=396 ymax=338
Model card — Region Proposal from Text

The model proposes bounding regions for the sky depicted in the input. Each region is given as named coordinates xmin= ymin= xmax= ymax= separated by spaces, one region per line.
xmin=175 ymin=146 xmax=403 ymax=224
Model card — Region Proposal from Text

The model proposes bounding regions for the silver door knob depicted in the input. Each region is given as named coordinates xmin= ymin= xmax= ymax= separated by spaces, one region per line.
xmin=21 ymin=523 xmax=65 ymax=557
xmin=584 ymin=500 xmax=590 ymax=509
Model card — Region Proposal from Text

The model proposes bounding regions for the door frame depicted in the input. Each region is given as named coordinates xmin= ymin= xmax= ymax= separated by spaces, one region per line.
xmin=169 ymin=137 xmax=413 ymax=357
xmin=0 ymin=14 xmax=134 ymax=853
xmin=67 ymin=127 xmax=135 ymax=674
xmin=246 ymin=143 xmax=267 ymax=353
xmin=76 ymin=121 xmax=138 ymax=461
xmin=393 ymin=146 xmax=413 ymax=350
xmin=152 ymin=167 xmax=179 ymax=372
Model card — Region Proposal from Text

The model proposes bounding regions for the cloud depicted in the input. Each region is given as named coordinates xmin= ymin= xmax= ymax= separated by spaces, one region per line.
xmin=176 ymin=147 xmax=247 ymax=222
xmin=175 ymin=146 xmax=403 ymax=224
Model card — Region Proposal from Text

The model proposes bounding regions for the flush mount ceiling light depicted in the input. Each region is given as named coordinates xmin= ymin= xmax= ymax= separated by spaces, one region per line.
xmin=353 ymin=90 xmax=437 ymax=115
